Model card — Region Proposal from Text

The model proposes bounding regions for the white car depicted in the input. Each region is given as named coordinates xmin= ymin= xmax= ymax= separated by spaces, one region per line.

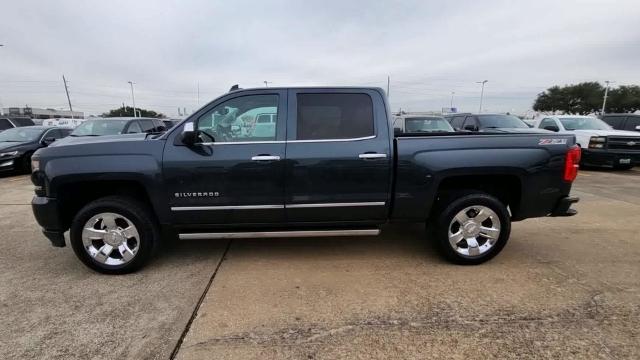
xmin=535 ymin=115 xmax=640 ymax=169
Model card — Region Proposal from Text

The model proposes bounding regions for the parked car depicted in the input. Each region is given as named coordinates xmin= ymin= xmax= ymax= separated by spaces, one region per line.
xmin=601 ymin=114 xmax=640 ymax=133
xmin=445 ymin=113 xmax=550 ymax=133
xmin=535 ymin=115 xmax=640 ymax=169
xmin=31 ymin=87 xmax=580 ymax=274
xmin=68 ymin=117 xmax=166 ymax=137
xmin=392 ymin=115 xmax=454 ymax=134
xmin=0 ymin=126 xmax=71 ymax=173
xmin=0 ymin=117 xmax=36 ymax=132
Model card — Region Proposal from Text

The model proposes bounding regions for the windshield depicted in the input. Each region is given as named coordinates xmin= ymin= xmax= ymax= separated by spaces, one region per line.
xmin=404 ymin=117 xmax=454 ymax=132
xmin=0 ymin=127 xmax=43 ymax=142
xmin=477 ymin=115 xmax=529 ymax=129
xmin=559 ymin=117 xmax=611 ymax=131
xmin=71 ymin=119 xmax=129 ymax=136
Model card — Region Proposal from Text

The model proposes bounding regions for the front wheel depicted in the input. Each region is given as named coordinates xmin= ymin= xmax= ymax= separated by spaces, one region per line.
xmin=69 ymin=196 xmax=159 ymax=274
xmin=433 ymin=193 xmax=511 ymax=265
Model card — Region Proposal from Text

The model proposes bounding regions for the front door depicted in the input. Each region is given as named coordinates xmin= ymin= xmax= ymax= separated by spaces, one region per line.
xmin=284 ymin=89 xmax=392 ymax=223
xmin=163 ymin=90 xmax=287 ymax=226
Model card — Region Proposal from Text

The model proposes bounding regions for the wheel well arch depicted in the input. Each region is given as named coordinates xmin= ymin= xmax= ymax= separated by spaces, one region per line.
xmin=56 ymin=180 xmax=156 ymax=230
xmin=432 ymin=174 xmax=522 ymax=217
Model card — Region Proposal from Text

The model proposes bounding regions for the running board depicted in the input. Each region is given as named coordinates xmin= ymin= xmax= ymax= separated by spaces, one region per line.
xmin=178 ymin=229 xmax=381 ymax=240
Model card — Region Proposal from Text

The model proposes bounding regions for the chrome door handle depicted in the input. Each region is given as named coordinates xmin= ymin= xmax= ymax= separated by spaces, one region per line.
xmin=251 ymin=155 xmax=281 ymax=161
xmin=358 ymin=153 xmax=387 ymax=159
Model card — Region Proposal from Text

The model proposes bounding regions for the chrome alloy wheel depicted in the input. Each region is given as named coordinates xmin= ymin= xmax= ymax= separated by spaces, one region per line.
xmin=81 ymin=212 xmax=140 ymax=266
xmin=448 ymin=205 xmax=501 ymax=257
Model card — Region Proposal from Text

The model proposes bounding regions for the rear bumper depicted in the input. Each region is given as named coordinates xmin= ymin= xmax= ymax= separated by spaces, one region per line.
xmin=32 ymin=196 xmax=66 ymax=247
xmin=581 ymin=149 xmax=640 ymax=167
xmin=550 ymin=196 xmax=579 ymax=217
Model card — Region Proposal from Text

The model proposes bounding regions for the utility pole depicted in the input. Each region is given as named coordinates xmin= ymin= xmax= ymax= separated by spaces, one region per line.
xmin=476 ymin=80 xmax=488 ymax=113
xmin=263 ymin=81 xmax=272 ymax=87
xmin=450 ymin=91 xmax=455 ymax=109
xmin=128 ymin=81 xmax=137 ymax=117
xmin=601 ymin=80 xmax=612 ymax=115
xmin=62 ymin=75 xmax=73 ymax=116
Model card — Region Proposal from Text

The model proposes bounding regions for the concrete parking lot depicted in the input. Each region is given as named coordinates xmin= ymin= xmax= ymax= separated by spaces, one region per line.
xmin=1 ymin=169 xmax=639 ymax=359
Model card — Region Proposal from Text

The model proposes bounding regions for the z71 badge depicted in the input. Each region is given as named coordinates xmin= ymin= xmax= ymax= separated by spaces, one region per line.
xmin=539 ymin=138 xmax=568 ymax=145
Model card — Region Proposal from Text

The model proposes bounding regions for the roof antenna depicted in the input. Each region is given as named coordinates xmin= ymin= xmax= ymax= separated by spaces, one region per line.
xmin=229 ymin=84 xmax=241 ymax=92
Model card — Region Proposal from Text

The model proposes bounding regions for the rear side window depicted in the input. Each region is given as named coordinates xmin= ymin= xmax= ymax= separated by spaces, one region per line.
xmin=624 ymin=117 xmax=640 ymax=131
xmin=11 ymin=118 xmax=34 ymax=127
xmin=602 ymin=116 xmax=625 ymax=130
xmin=296 ymin=93 xmax=374 ymax=140
xmin=0 ymin=119 xmax=11 ymax=130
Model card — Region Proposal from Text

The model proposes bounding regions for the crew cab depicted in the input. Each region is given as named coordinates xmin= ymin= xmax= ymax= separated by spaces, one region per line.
xmin=31 ymin=87 xmax=580 ymax=274
xmin=536 ymin=115 xmax=640 ymax=169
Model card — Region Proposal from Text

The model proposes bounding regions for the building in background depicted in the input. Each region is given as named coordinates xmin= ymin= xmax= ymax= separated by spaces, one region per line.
xmin=1 ymin=107 xmax=84 ymax=120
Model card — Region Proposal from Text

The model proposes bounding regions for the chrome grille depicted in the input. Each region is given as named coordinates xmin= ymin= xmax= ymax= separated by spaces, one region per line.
xmin=608 ymin=136 xmax=640 ymax=151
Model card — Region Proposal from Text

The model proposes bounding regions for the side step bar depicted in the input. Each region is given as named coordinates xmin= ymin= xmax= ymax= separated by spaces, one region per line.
xmin=178 ymin=229 xmax=381 ymax=240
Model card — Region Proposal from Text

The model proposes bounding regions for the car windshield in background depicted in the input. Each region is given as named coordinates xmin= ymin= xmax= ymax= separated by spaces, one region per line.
xmin=0 ymin=127 xmax=43 ymax=142
xmin=559 ymin=117 xmax=611 ymax=131
xmin=405 ymin=117 xmax=453 ymax=132
xmin=71 ymin=120 xmax=129 ymax=136
xmin=477 ymin=115 xmax=529 ymax=128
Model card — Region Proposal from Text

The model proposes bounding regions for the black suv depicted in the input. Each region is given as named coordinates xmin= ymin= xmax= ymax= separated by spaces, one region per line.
xmin=445 ymin=113 xmax=548 ymax=133
xmin=601 ymin=114 xmax=640 ymax=133
xmin=0 ymin=117 xmax=36 ymax=132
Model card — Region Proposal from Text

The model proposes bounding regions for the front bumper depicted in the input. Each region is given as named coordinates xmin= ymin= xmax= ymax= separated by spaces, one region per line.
xmin=550 ymin=196 xmax=579 ymax=217
xmin=32 ymin=196 xmax=66 ymax=247
xmin=581 ymin=149 xmax=640 ymax=167
xmin=0 ymin=157 xmax=18 ymax=172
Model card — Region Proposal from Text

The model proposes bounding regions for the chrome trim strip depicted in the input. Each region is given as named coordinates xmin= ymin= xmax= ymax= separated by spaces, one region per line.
xmin=287 ymin=135 xmax=376 ymax=143
xmin=251 ymin=155 xmax=281 ymax=161
xmin=179 ymin=229 xmax=381 ymax=240
xmin=285 ymin=202 xmax=385 ymax=208
xmin=171 ymin=205 xmax=284 ymax=211
xmin=196 ymin=135 xmax=376 ymax=146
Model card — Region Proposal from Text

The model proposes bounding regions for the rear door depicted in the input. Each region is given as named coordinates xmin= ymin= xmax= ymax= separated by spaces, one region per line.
xmin=284 ymin=89 xmax=391 ymax=223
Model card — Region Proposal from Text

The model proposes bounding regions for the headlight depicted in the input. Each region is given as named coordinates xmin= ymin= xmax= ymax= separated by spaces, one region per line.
xmin=0 ymin=151 xmax=18 ymax=157
xmin=31 ymin=158 xmax=40 ymax=172
xmin=588 ymin=136 xmax=607 ymax=149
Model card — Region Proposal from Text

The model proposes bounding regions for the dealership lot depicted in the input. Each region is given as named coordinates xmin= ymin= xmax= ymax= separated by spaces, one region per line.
xmin=1 ymin=170 xmax=639 ymax=359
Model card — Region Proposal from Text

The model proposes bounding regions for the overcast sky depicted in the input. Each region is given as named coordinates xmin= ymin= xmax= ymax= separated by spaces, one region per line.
xmin=1 ymin=0 xmax=639 ymax=117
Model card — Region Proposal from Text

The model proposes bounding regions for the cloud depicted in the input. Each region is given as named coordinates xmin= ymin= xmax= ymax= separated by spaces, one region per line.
xmin=1 ymin=0 xmax=639 ymax=116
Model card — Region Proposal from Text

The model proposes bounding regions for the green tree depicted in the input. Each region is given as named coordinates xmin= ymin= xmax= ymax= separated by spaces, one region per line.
xmin=533 ymin=82 xmax=604 ymax=115
xmin=101 ymin=106 xmax=165 ymax=118
xmin=607 ymin=85 xmax=640 ymax=113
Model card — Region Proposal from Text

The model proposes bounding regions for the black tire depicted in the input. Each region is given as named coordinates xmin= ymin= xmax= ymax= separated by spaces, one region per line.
xmin=433 ymin=192 xmax=511 ymax=265
xmin=69 ymin=196 xmax=159 ymax=274
xmin=21 ymin=152 xmax=33 ymax=174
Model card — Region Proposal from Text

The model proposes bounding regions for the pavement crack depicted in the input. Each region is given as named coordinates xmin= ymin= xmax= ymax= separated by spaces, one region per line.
xmin=169 ymin=239 xmax=232 ymax=360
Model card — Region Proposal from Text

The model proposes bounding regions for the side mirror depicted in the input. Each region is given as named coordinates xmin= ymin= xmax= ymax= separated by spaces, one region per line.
xmin=543 ymin=125 xmax=559 ymax=132
xmin=394 ymin=127 xmax=402 ymax=135
xmin=181 ymin=123 xmax=198 ymax=145
xmin=41 ymin=137 xmax=56 ymax=146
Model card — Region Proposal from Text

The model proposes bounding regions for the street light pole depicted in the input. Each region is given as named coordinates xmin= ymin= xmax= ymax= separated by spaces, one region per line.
xmin=128 ymin=81 xmax=137 ymax=117
xmin=476 ymin=80 xmax=488 ymax=113
xmin=601 ymin=80 xmax=612 ymax=115
xmin=450 ymin=91 xmax=455 ymax=109
xmin=263 ymin=81 xmax=272 ymax=87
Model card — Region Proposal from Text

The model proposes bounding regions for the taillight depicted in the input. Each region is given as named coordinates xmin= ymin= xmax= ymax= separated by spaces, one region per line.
xmin=563 ymin=145 xmax=581 ymax=182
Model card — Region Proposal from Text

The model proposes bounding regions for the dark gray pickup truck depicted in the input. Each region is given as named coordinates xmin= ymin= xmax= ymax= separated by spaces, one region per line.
xmin=31 ymin=87 xmax=580 ymax=274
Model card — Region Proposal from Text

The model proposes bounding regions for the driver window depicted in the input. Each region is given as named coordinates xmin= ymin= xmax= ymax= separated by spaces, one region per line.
xmin=196 ymin=94 xmax=278 ymax=142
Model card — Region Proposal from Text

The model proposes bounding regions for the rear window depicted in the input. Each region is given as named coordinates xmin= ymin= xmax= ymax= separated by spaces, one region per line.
xmin=11 ymin=118 xmax=35 ymax=127
xmin=296 ymin=93 xmax=374 ymax=140
xmin=477 ymin=115 xmax=528 ymax=129
xmin=0 ymin=119 xmax=11 ymax=130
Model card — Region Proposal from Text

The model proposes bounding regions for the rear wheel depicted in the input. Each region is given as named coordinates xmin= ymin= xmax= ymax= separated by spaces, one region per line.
xmin=69 ymin=196 xmax=159 ymax=274
xmin=433 ymin=192 xmax=511 ymax=265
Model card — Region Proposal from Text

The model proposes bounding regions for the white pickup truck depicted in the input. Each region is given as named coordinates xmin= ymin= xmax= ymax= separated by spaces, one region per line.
xmin=535 ymin=115 xmax=640 ymax=169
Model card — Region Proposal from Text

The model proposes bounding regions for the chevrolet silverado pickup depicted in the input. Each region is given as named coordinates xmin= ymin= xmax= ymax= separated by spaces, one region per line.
xmin=31 ymin=87 xmax=580 ymax=274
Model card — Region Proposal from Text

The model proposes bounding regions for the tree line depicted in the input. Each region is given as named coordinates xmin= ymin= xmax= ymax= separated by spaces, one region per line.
xmin=101 ymin=106 xmax=165 ymax=118
xmin=533 ymin=82 xmax=640 ymax=115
